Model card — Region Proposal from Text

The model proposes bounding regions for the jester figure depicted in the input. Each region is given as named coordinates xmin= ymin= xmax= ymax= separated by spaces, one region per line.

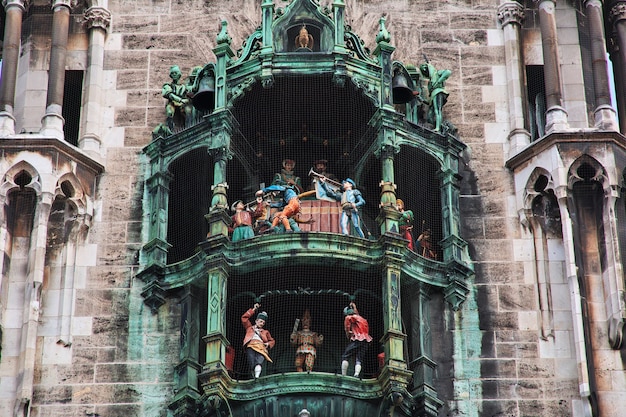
xmin=290 ymin=310 xmax=324 ymax=372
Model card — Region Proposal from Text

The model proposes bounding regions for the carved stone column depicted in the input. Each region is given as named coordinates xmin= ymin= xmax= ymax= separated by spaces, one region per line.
xmin=333 ymin=0 xmax=346 ymax=50
xmin=144 ymin=170 xmax=173 ymax=267
xmin=609 ymin=2 xmax=626 ymax=132
xmin=80 ymin=6 xmax=111 ymax=156
xmin=170 ymin=284 xmax=203 ymax=416
xmin=376 ymin=143 xmax=400 ymax=235
xmin=608 ymin=32 xmax=626 ymax=133
xmin=40 ymin=0 xmax=73 ymax=139
xmin=0 ymin=0 xmax=29 ymax=136
xmin=602 ymin=189 xmax=625 ymax=349
xmin=498 ymin=2 xmax=531 ymax=154
xmin=538 ymin=0 xmax=569 ymax=132
xmin=207 ymin=125 xmax=233 ymax=239
xmin=213 ymin=21 xmax=234 ymax=108
xmin=555 ymin=186 xmax=594 ymax=417
xmin=585 ymin=0 xmax=618 ymax=129
xmin=15 ymin=191 xmax=53 ymax=413
xmin=409 ymin=283 xmax=443 ymax=417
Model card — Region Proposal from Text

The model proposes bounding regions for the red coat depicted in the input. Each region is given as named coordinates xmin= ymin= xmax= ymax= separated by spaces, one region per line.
xmin=344 ymin=307 xmax=373 ymax=342
xmin=241 ymin=308 xmax=275 ymax=348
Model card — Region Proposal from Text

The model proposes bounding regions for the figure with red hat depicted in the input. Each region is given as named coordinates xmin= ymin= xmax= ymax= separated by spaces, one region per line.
xmin=341 ymin=302 xmax=372 ymax=377
xmin=229 ymin=200 xmax=265 ymax=242
xmin=241 ymin=303 xmax=275 ymax=378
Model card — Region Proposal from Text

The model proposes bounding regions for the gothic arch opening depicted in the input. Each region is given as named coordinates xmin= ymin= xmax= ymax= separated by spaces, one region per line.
xmin=225 ymin=264 xmax=384 ymax=379
xmin=395 ymin=146 xmax=443 ymax=258
xmin=230 ymin=74 xmax=377 ymax=191
xmin=167 ymin=148 xmax=213 ymax=264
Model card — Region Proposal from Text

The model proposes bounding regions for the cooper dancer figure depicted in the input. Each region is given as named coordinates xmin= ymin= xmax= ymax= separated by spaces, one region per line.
xmin=242 ymin=303 xmax=275 ymax=378
xmin=341 ymin=302 xmax=372 ymax=377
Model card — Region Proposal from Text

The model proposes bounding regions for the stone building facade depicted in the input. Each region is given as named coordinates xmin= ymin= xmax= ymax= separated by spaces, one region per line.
xmin=0 ymin=0 xmax=625 ymax=416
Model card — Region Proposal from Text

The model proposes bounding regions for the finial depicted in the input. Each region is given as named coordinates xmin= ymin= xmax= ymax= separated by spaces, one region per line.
xmin=217 ymin=20 xmax=232 ymax=45
xmin=376 ymin=17 xmax=391 ymax=44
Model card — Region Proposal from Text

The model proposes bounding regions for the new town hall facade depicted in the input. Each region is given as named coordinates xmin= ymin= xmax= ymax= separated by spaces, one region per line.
xmin=1 ymin=0 xmax=626 ymax=416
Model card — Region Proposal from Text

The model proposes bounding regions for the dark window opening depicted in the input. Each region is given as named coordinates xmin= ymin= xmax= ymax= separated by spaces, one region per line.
xmin=226 ymin=266 xmax=384 ymax=379
xmin=526 ymin=65 xmax=546 ymax=141
xmin=62 ymin=70 xmax=84 ymax=146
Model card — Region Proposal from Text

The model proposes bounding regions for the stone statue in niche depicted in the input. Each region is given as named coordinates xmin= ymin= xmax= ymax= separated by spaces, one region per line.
xmin=295 ymin=24 xmax=314 ymax=51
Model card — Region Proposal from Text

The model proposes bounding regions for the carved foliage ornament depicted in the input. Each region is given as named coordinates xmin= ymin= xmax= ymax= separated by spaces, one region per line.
xmin=84 ymin=6 xmax=111 ymax=31
xmin=610 ymin=2 xmax=626 ymax=24
xmin=497 ymin=2 xmax=525 ymax=27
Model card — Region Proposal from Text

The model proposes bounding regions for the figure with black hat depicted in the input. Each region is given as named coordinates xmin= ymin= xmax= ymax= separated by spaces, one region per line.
xmin=341 ymin=302 xmax=372 ymax=377
xmin=308 ymin=159 xmax=336 ymax=191
xmin=241 ymin=303 xmax=275 ymax=378
xmin=319 ymin=177 xmax=366 ymax=238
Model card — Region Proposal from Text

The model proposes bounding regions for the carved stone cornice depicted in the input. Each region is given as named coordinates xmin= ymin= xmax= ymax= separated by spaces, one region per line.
xmin=610 ymin=2 xmax=626 ymax=24
xmin=497 ymin=2 xmax=525 ymax=27
xmin=84 ymin=6 xmax=111 ymax=31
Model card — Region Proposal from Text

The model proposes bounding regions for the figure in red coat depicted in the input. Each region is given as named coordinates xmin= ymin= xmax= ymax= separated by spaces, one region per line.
xmin=341 ymin=302 xmax=372 ymax=377
xmin=241 ymin=303 xmax=275 ymax=378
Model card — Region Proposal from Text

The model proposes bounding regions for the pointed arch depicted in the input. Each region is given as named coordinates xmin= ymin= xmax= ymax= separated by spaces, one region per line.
xmin=568 ymin=154 xmax=610 ymax=192
xmin=0 ymin=160 xmax=42 ymax=197
xmin=55 ymin=172 xmax=89 ymax=215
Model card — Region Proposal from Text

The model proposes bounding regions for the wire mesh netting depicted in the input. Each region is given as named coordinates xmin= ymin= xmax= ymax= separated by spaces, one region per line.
xmin=226 ymin=266 xmax=384 ymax=379
xmin=165 ymin=73 xmax=446 ymax=381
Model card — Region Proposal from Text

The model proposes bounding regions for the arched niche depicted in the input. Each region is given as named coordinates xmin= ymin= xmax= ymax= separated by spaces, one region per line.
xmin=166 ymin=148 xmax=213 ymax=264
xmin=229 ymin=74 xmax=377 ymax=196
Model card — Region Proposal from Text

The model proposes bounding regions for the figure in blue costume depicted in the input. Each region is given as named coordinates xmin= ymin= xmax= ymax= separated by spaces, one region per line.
xmin=319 ymin=177 xmax=366 ymax=238
xmin=257 ymin=184 xmax=301 ymax=233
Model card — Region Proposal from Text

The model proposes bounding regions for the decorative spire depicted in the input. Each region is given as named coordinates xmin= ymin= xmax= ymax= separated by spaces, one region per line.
xmin=376 ymin=17 xmax=391 ymax=44
xmin=216 ymin=20 xmax=232 ymax=46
